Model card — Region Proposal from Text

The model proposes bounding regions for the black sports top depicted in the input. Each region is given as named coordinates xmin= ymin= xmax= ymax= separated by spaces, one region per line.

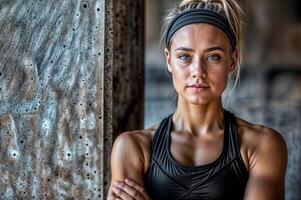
xmin=144 ymin=110 xmax=249 ymax=200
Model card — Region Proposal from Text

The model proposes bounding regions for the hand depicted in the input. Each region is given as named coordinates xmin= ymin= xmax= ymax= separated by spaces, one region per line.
xmin=110 ymin=178 xmax=151 ymax=200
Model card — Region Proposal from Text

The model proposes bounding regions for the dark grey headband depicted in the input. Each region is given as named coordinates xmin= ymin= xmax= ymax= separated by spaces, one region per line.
xmin=165 ymin=8 xmax=237 ymax=50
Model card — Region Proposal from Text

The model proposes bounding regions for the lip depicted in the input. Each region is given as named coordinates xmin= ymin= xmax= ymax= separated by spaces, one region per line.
xmin=188 ymin=83 xmax=210 ymax=88
xmin=187 ymin=83 xmax=210 ymax=92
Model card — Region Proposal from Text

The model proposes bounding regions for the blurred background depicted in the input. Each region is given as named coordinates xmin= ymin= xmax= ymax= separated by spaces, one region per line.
xmin=144 ymin=0 xmax=301 ymax=199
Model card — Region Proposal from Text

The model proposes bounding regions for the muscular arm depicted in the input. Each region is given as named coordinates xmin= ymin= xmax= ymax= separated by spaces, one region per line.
xmin=107 ymin=132 xmax=146 ymax=199
xmin=244 ymin=128 xmax=288 ymax=200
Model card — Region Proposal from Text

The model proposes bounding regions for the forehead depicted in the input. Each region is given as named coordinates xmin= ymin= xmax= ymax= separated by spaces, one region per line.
xmin=170 ymin=23 xmax=230 ymax=50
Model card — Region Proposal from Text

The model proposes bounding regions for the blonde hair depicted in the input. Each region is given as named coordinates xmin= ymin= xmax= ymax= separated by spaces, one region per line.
xmin=162 ymin=0 xmax=244 ymax=92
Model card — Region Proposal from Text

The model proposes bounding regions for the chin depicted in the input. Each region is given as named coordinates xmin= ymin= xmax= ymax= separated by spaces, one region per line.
xmin=187 ymin=96 xmax=213 ymax=105
xmin=185 ymin=91 xmax=223 ymax=105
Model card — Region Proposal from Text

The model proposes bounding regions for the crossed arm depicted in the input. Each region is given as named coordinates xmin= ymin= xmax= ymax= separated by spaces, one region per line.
xmin=107 ymin=132 xmax=151 ymax=200
xmin=107 ymin=128 xmax=288 ymax=200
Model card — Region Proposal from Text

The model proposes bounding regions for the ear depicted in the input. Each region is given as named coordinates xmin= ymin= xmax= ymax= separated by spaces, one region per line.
xmin=164 ymin=48 xmax=172 ymax=73
xmin=228 ymin=49 xmax=238 ymax=74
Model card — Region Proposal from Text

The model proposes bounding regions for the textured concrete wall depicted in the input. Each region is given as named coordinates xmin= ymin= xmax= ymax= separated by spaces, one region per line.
xmin=0 ymin=0 xmax=144 ymax=199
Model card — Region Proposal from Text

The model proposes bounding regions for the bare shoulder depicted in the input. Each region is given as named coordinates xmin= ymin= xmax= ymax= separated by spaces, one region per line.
xmin=113 ymin=124 xmax=158 ymax=153
xmin=112 ymin=124 xmax=159 ymax=173
xmin=235 ymin=117 xmax=287 ymax=149
xmin=235 ymin=117 xmax=287 ymax=170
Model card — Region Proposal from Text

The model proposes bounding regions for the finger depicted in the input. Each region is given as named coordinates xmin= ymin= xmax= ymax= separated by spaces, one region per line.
xmin=124 ymin=179 xmax=144 ymax=193
xmin=114 ymin=182 xmax=144 ymax=200
xmin=114 ymin=182 xmax=145 ymax=200
xmin=108 ymin=188 xmax=120 ymax=199
xmin=112 ymin=185 xmax=139 ymax=200
xmin=125 ymin=179 xmax=150 ymax=200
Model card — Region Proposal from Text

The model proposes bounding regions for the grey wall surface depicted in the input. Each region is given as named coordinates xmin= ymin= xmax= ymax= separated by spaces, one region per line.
xmin=0 ymin=0 xmax=144 ymax=199
xmin=0 ymin=0 xmax=106 ymax=198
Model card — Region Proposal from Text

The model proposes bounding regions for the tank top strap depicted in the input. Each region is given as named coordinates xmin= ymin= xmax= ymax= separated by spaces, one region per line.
xmin=225 ymin=110 xmax=243 ymax=160
xmin=151 ymin=114 xmax=173 ymax=162
xmin=151 ymin=110 xmax=243 ymax=165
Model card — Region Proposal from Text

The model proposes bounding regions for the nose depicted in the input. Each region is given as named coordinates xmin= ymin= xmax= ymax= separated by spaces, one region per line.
xmin=191 ymin=58 xmax=207 ymax=78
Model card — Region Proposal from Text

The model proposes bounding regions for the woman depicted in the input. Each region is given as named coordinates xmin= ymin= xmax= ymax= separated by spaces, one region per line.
xmin=107 ymin=0 xmax=287 ymax=199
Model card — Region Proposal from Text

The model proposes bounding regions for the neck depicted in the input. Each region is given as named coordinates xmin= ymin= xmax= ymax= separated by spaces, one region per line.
xmin=173 ymin=97 xmax=225 ymax=136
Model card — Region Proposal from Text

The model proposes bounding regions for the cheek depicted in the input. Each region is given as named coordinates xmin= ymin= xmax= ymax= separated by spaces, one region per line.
xmin=170 ymin=60 xmax=189 ymax=80
xmin=171 ymin=70 xmax=186 ymax=92
xmin=208 ymin=68 xmax=229 ymax=90
xmin=170 ymin=68 xmax=190 ymax=95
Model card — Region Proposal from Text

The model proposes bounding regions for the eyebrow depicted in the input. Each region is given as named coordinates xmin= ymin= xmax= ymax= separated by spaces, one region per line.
xmin=175 ymin=46 xmax=225 ymax=52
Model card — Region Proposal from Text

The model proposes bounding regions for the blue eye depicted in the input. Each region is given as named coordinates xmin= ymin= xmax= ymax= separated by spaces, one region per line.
xmin=178 ymin=55 xmax=192 ymax=61
xmin=207 ymin=55 xmax=221 ymax=61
